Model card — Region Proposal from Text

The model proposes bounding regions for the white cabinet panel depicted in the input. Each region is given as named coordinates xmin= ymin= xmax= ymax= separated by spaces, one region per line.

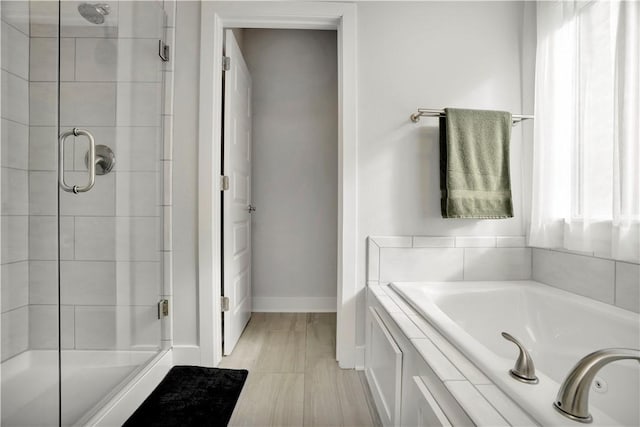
xmin=365 ymin=307 xmax=402 ymax=427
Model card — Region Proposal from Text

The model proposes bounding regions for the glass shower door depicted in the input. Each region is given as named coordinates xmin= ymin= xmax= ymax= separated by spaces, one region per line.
xmin=57 ymin=2 xmax=165 ymax=424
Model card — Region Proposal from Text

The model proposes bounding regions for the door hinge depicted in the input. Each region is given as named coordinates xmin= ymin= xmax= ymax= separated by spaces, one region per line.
xmin=221 ymin=175 xmax=230 ymax=191
xmin=158 ymin=40 xmax=170 ymax=62
xmin=158 ymin=299 xmax=169 ymax=319
xmin=221 ymin=296 xmax=230 ymax=312
xmin=222 ymin=56 xmax=231 ymax=71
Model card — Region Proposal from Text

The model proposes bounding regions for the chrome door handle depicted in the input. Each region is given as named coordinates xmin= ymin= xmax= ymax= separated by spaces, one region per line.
xmin=59 ymin=128 xmax=96 ymax=194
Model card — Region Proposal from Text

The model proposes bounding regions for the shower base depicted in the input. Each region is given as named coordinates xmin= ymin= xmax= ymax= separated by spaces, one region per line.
xmin=1 ymin=349 xmax=158 ymax=426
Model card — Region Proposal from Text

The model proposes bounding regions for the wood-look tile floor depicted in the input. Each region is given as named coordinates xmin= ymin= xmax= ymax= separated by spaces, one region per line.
xmin=220 ymin=313 xmax=381 ymax=427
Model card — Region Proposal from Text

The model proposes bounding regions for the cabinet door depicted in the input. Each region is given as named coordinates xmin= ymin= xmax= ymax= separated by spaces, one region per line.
xmin=413 ymin=376 xmax=453 ymax=427
xmin=365 ymin=307 xmax=403 ymax=427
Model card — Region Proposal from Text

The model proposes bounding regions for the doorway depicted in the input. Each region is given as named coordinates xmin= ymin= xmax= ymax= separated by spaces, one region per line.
xmin=221 ymin=29 xmax=339 ymax=355
xmin=197 ymin=2 xmax=357 ymax=368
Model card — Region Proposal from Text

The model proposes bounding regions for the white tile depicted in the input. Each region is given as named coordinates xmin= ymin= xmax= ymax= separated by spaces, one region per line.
xmin=60 ymin=82 xmax=116 ymax=126
xmin=615 ymin=262 xmax=640 ymax=313
xmin=29 ymin=126 xmax=66 ymax=171
xmin=163 ymin=116 xmax=173 ymax=160
xmin=162 ymin=251 xmax=172 ymax=295
xmin=164 ymin=0 xmax=176 ymax=28
xmin=370 ymin=236 xmax=412 ymax=248
xmin=29 ymin=171 xmax=57 ymax=215
xmin=60 ymin=172 xmax=115 ymax=216
xmin=29 ymin=1 xmax=59 ymax=37
xmin=390 ymin=313 xmax=424 ymax=339
xmin=496 ymin=236 xmax=526 ymax=248
xmin=61 ymin=261 xmax=116 ymax=305
xmin=29 ymin=216 xmax=74 ymax=260
xmin=455 ymin=236 xmax=496 ymax=248
xmin=163 ymin=206 xmax=171 ymax=250
xmin=1 ymin=215 xmax=28 ymax=263
xmin=116 ymin=261 xmax=161 ymax=305
xmin=532 ymin=249 xmax=615 ymax=304
xmin=162 ymin=160 xmax=172 ymax=205
xmin=464 ymin=248 xmax=532 ymax=281
xmin=1 ymin=22 xmax=29 ymax=79
xmin=117 ymin=38 xmax=162 ymax=82
xmin=29 ymin=261 xmax=58 ymax=305
xmin=163 ymin=71 xmax=174 ymax=115
xmin=75 ymin=38 xmax=118 ymax=82
xmin=128 ymin=305 xmax=161 ymax=347
xmin=29 ymin=82 xmax=57 ymax=126
xmin=413 ymin=236 xmax=455 ymax=248
xmin=2 ymin=1 xmax=30 ymax=35
xmin=30 ymin=38 xmax=75 ymax=82
xmin=2 ymin=119 xmax=28 ymax=169
xmin=75 ymin=306 xmax=116 ymax=349
xmin=445 ymin=381 xmax=509 ymax=427
xmin=74 ymin=216 xmax=115 ymax=261
xmin=29 ymin=216 xmax=57 ymax=260
xmin=116 ymin=217 xmax=161 ymax=261
xmin=115 ymin=126 xmax=161 ymax=171
xmin=379 ymin=248 xmax=464 ymax=282
xmin=1 ymin=306 xmax=28 ymax=361
xmin=412 ymin=338 xmax=465 ymax=381
xmin=118 ymin=1 xmax=163 ymax=39
xmin=2 ymin=70 xmax=29 ymax=124
xmin=374 ymin=294 xmax=403 ymax=314
xmin=116 ymin=82 xmax=162 ymax=126
xmin=2 ymin=167 xmax=28 ymax=215
xmin=115 ymin=172 xmax=160 ymax=217
xmin=475 ymin=385 xmax=537 ymax=427
xmin=29 ymin=305 xmax=74 ymax=349
xmin=407 ymin=313 xmax=491 ymax=385
xmin=1 ymin=261 xmax=28 ymax=312
xmin=367 ymin=237 xmax=379 ymax=281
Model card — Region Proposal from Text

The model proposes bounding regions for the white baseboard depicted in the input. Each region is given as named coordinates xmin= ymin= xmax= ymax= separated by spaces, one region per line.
xmin=172 ymin=345 xmax=202 ymax=365
xmin=355 ymin=345 xmax=365 ymax=370
xmin=252 ymin=297 xmax=337 ymax=312
xmin=89 ymin=349 xmax=173 ymax=426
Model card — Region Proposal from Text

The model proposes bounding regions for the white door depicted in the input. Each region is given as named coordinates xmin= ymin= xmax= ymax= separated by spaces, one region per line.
xmin=222 ymin=29 xmax=253 ymax=355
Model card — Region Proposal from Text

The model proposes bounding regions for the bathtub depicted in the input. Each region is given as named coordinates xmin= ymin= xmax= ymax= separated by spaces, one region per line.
xmin=390 ymin=280 xmax=640 ymax=426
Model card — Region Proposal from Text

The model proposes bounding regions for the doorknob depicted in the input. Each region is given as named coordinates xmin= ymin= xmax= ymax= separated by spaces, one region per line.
xmin=59 ymin=128 xmax=95 ymax=194
xmin=247 ymin=204 xmax=256 ymax=213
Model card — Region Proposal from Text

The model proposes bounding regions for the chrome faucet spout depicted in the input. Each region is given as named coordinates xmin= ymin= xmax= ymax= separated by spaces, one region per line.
xmin=554 ymin=348 xmax=640 ymax=423
xmin=501 ymin=332 xmax=538 ymax=384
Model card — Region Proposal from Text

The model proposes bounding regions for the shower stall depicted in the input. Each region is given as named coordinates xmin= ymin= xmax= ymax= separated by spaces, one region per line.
xmin=1 ymin=1 xmax=168 ymax=425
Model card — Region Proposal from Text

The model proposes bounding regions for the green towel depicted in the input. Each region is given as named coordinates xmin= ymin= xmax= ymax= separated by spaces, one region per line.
xmin=440 ymin=108 xmax=513 ymax=219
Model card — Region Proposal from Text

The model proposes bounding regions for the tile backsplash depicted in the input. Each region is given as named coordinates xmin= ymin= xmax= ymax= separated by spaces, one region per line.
xmin=368 ymin=235 xmax=532 ymax=284
xmin=532 ymin=248 xmax=639 ymax=313
xmin=366 ymin=235 xmax=640 ymax=314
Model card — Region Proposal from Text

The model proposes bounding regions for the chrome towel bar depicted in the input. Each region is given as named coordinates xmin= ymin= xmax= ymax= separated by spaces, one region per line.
xmin=410 ymin=108 xmax=534 ymax=125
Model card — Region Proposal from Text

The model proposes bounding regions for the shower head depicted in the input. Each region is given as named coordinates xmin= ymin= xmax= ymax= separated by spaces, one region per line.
xmin=77 ymin=3 xmax=111 ymax=25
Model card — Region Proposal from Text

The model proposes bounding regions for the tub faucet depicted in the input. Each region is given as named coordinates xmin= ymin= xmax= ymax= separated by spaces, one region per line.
xmin=554 ymin=348 xmax=640 ymax=423
xmin=501 ymin=332 xmax=538 ymax=384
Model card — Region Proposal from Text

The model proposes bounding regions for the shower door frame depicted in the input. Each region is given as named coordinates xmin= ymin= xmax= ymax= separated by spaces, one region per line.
xmin=197 ymin=2 xmax=358 ymax=369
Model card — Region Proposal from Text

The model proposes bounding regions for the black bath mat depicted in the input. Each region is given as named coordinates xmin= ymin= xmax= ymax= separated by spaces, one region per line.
xmin=123 ymin=365 xmax=248 ymax=427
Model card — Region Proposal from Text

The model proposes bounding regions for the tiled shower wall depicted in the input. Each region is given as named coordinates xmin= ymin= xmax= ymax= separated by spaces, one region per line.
xmin=1 ymin=0 xmax=176 ymax=361
xmin=1 ymin=2 xmax=31 ymax=361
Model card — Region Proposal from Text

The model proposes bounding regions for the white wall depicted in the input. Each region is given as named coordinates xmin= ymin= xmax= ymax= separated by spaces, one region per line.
xmin=242 ymin=29 xmax=338 ymax=312
xmin=172 ymin=1 xmax=200 ymax=345
xmin=355 ymin=1 xmax=530 ymax=346
xmin=171 ymin=1 xmax=535 ymax=349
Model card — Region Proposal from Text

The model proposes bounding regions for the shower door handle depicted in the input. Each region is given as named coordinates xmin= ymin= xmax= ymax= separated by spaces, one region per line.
xmin=59 ymin=128 xmax=96 ymax=194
